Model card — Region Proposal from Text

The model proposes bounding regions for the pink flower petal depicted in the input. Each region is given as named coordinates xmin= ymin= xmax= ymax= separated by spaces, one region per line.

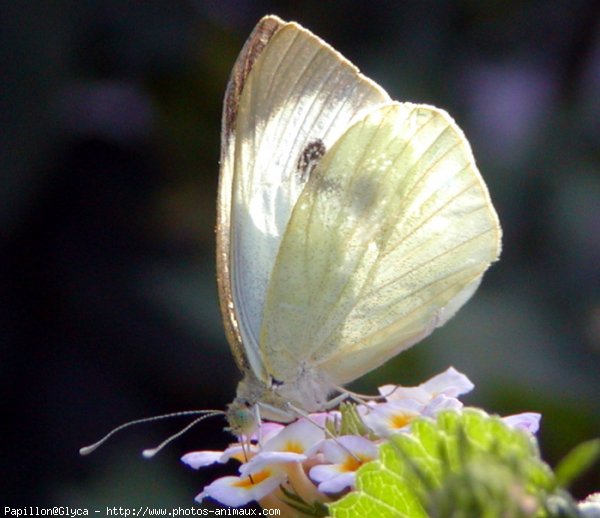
xmin=317 ymin=472 xmax=357 ymax=493
xmin=240 ymin=451 xmax=308 ymax=475
xmin=250 ymin=422 xmax=284 ymax=443
xmin=197 ymin=469 xmax=286 ymax=507
xmin=310 ymin=463 xmax=342 ymax=484
xmin=378 ymin=385 xmax=431 ymax=403
xmin=320 ymin=436 xmax=377 ymax=464
xmin=307 ymin=411 xmax=341 ymax=427
xmin=378 ymin=367 xmax=474 ymax=404
xmin=421 ymin=367 xmax=474 ymax=398
xmin=219 ymin=443 xmax=258 ymax=463
xmin=309 ymin=435 xmax=377 ymax=491
xmin=263 ymin=418 xmax=325 ymax=453
xmin=181 ymin=451 xmax=224 ymax=469
xmin=422 ymin=394 xmax=463 ymax=416
xmin=502 ymin=412 xmax=541 ymax=434
xmin=362 ymin=399 xmax=424 ymax=436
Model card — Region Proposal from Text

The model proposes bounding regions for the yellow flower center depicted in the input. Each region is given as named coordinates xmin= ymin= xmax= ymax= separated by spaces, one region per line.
xmin=233 ymin=469 xmax=271 ymax=488
xmin=283 ymin=441 xmax=304 ymax=454
xmin=390 ymin=412 xmax=415 ymax=429
xmin=341 ymin=454 xmax=367 ymax=472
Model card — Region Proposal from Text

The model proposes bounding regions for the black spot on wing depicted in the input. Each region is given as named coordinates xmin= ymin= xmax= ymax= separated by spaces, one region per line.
xmin=296 ymin=139 xmax=326 ymax=183
xmin=270 ymin=377 xmax=284 ymax=388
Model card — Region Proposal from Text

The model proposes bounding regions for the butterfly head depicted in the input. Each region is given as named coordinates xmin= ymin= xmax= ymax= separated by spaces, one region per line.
xmin=225 ymin=370 xmax=304 ymax=436
xmin=225 ymin=398 xmax=258 ymax=437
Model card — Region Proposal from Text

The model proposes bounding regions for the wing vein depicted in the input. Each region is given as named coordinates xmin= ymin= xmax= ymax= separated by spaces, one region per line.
xmin=303 ymin=110 xmax=453 ymax=345
xmin=340 ymin=260 xmax=488 ymax=355
xmin=314 ymin=222 xmax=496 ymax=355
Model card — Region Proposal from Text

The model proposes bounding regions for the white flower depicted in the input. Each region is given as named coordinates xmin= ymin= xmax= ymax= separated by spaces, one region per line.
xmin=502 ymin=412 xmax=541 ymax=434
xmin=181 ymin=442 xmax=259 ymax=469
xmin=579 ymin=493 xmax=600 ymax=517
xmin=181 ymin=367 xmax=544 ymax=509
xmin=378 ymin=366 xmax=474 ymax=403
xmin=196 ymin=467 xmax=287 ymax=507
xmin=362 ymin=398 xmax=424 ymax=437
xmin=241 ymin=418 xmax=325 ymax=473
xmin=310 ymin=436 xmax=378 ymax=493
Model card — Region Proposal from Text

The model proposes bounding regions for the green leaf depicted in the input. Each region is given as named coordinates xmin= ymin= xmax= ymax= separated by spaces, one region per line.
xmin=329 ymin=409 xmax=580 ymax=518
xmin=554 ymin=438 xmax=600 ymax=488
xmin=331 ymin=459 xmax=428 ymax=518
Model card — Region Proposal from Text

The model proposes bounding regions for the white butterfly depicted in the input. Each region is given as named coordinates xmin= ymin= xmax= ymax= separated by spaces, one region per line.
xmin=218 ymin=15 xmax=501 ymax=435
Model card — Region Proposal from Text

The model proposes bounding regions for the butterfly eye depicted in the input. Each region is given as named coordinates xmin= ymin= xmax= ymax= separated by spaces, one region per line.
xmin=226 ymin=401 xmax=257 ymax=436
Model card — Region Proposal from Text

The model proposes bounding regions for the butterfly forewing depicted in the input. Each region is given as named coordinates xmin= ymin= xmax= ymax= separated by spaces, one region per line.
xmin=218 ymin=15 xmax=391 ymax=380
xmin=217 ymin=15 xmax=285 ymax=373
xmin=259 ymin=103 xmax=501 ymax=384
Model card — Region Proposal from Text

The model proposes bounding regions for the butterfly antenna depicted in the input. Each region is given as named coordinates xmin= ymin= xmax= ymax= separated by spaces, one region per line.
xmin=80 ymin=410 xmax=224 ymax=456
xmin=142 ymin=411 xmax=223 ymax=458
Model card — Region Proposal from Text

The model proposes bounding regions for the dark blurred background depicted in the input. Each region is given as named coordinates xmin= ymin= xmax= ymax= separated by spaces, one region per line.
xmin=2 ymin=0 xmax=599 ymax=507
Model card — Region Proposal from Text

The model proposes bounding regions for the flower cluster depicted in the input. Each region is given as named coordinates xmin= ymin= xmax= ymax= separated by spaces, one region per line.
xmin=181 ymin=368 xmax=540 ymax=512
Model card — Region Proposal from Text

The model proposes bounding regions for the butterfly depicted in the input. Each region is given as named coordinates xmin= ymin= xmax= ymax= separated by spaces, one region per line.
xmin=218 ymin=15 xmax=502 ymax=436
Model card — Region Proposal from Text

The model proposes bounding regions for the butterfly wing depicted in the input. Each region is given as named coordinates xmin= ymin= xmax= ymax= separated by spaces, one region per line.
xmin=217 ymin=15 xmax=283 ymax=375
xmin=259 ymin=102 xmax=501 ymax=385
xmin=217 ymin=16 xmax=391 ymax=380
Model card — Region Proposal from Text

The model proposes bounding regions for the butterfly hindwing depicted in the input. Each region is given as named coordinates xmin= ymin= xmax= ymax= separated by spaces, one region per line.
xmin=259 ymin=103 xmax=501 ymax=384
